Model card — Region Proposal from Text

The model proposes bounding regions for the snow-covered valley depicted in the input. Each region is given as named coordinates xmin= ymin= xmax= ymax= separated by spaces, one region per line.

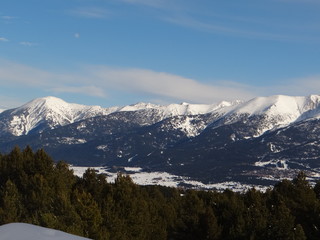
xmin=71 ymin=166 xmax=271 ymax=192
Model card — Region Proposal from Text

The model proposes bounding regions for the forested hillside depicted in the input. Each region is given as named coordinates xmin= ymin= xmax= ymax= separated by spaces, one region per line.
xmin=0 ymin=147 xmax=319 ymax=239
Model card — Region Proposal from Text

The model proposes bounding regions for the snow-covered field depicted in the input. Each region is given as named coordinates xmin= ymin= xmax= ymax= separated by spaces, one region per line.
xmin=0 ymin=223 xmax=90 ymax=240
xmin=71 ymin=166 xmax=271 ymax=192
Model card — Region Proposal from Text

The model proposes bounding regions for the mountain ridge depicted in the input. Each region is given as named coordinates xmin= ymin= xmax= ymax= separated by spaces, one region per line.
xmin=2 ymin=94 xmax=320 ymax=138
xmin=0 ymin=96 xmax=239 ymax=137
xmin=1 ymin=94 xmax=320 ymax=187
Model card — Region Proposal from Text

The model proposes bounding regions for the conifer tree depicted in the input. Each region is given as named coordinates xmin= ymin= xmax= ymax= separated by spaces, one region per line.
xmin=0 ymin=179 xmax=22 ymax=224
xmin=266 ymin=202 xmax=295 ymax=240
xmin=72 ymin=189 xmax=103 ymax=239
xmin=294 ymin=224 xmax=307 ymax=240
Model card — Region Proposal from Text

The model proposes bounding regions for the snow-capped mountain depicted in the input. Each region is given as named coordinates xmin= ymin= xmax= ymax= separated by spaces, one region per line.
xmin=3 ymin=94 xmax=320 ymax=138
xmin=1 ymin=94 xmax=320 ymax=188
xmin=210 ymin=95 xmax=320 ymax=137
xmin=0 ymin=96 xmax=238 ymax=137
xmin=0 ymin=96 xmax=117 ymax=136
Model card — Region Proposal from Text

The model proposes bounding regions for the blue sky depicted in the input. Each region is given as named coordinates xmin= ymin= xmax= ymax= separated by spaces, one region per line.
xmin=0 ymin=0 xmax=320 ymax=108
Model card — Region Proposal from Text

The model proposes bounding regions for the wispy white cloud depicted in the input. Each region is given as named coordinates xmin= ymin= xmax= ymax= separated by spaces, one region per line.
xmin=1 ymin=59 xmax=319 ymax=105
xmin=70 ymin=7 xmax=111 ymax=19
xmin=1 ymin=15 xmax=16 ymax=20
xmin=89 ymin=66 xmax=256 ymax=103
xmin=267 ymin=75 xmax=320 ymax=97
xmin=0 ymin=59 xmax=106 ymax=99
xmin=0 ymin=60 xmax=54 ymax=87
xmin=165 ymin=15 xmax=319 ymax=42
xmin=118 ymin=0 xmax=320 ymax=43
xmin=74 ymin=33 xmax=80 ymax=39
xmin=19 ymin=41 xmax=37 ymax=46
xmin=275 ymin=0 xmax=320 ymax=4
xmin=119 ymin=0 xmax=167 ymax=8
xmin=0 ymin=59 xmax=255 ymax=104
xmin=118 ymin=0 xmax=186 ymax=13
xmin=52 ymin=86 xmax=106 ymax=97
xmin=0 ymin=37 xmax=9 ymax=42
xmin=0 ymin=96 xmax=25 ymax=109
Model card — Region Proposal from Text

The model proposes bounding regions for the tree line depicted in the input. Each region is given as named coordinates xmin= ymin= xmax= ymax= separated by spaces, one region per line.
xmin=0 ymin=146 xmax=319 ymax=239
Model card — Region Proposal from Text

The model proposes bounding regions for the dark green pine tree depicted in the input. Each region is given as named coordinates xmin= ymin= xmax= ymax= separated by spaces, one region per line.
xmin=0 ymin=179 xmax=22 ymax=224
xmin=110 ymin=174 xmax=152 ymax=240
xmin=215 ymin=189 xmax=246 ymax=239
xmin=294 ymin=224 xmax=307 ymax=240
xmin=72 ymin=189 xmax=103 ymax=239
xmin=314 ymin=181 xmax=320 ymax=200
xmin=243 ymin=188 xmax=269 ymax=239
xmin=173 ymin=190 xmax=200 ymax=239
xmin=266 ymin=201 xmax=295 ymax=240
xmin=80 ymin=168 xmax=107 ymax=205
xmin=274 ymin=172 xmax=320 ymax=239
xmin=198 ymin=207 xmax=222 ymax=240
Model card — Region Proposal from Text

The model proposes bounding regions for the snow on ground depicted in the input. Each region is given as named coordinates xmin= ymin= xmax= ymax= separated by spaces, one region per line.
xmin=0 ymin=223 xmax=90 ymax=240
xmin=71 ymin=166 xmax=270 ymax=192
xmin=57 ymin=137 xmax=87 ymax=145
xmin=255 ymin=159 xmax=289 ymax=170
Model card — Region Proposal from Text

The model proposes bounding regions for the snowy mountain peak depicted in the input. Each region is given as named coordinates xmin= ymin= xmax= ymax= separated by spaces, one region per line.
xmin=119 ymin=102 xmax=159 ymax=111
xmin=14 ymin=96 xmax=104 ymax=115
xmin=14 ymin=96 xmax=72 ymax=115
xmin=212 ymin=94 xmax=320 ymax=138
xmin=231 ymin=95 xmax=320 ymax=117
xmin=5 ymin=97 xmax=111 ymax=136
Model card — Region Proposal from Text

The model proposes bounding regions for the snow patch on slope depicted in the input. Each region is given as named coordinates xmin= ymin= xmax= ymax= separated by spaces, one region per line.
xmin=255 ymin=159 xmax=289 ymax=170
xmin=57 ymin=137 xmax=87 ymax=145
xmin=0 ymin=223 xmax=90 ymax=240
xmin=166 ymin=116 xmax=207 ymax=137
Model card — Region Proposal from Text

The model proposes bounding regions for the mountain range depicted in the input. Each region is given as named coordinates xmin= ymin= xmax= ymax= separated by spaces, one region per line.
xmin=1 ymin=95 xmax=320 ymax=188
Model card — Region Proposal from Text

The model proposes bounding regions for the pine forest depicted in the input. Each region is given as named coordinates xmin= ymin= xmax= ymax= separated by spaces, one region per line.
xmin=0 ymin=146 xmax=319 ymax=239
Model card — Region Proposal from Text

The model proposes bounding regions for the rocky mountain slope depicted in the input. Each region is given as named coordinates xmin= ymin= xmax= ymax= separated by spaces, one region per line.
xmin=1 ymin=95 xmax=320 ymax=187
